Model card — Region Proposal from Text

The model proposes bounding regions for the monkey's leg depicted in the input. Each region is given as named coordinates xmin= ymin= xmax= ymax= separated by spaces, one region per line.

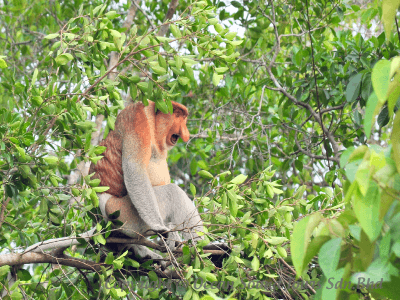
xmin=102 ymin=191 xmax=185 ymax=251
xmin=102 ymin=193 xmax=150 ymax=238
xmin=153 ymin=184 xmax=204 ymax=242
xmin=102 ymin=194 xmax=171 ymax=268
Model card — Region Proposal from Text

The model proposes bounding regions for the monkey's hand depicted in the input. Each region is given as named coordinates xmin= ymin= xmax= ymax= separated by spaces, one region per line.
xmin=144 ymin=225 xmax=170 ymax=237
xmin=154 ymin=231 xmax=180 ymax=252
xmin=165 ymin=231 xmax=181 ymax=251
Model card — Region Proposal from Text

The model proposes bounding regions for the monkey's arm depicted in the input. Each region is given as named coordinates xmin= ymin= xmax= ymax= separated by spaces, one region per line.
xmin=122 ymin=141 xmax=169 ymax=234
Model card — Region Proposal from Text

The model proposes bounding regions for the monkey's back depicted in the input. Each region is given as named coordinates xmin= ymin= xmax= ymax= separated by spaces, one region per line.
xmin=89 ymin=129 xmax=126 ymax=197
xmin=88 ymin=104 xmax=141 ymax=197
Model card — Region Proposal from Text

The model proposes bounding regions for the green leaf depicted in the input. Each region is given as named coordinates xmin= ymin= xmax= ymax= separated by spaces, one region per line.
xmin=178 ymin=76 xmax=190 ymax=85
xmin=17 ymin=269 xmax=32 ymax=281
xmin=183 ymin=288 xmax=193 ymax=300
xmin=31 ymin=96 xmax=43 ymax=107
xmin=109 ymin=29 xmax=121 ymax=38
xmin=130 ymin=25 xmax=138 ymax=36
xmin=31 ymin=68 xmax=38 ymax=87
xmin=105 ymin=11 xmax=119 ymax=19
xmin=321 ymin=268 xmax=345 ymax=300
xmin=291 ymin=213 xmax=322 ymax=276
xmin=251 ymin=256 xmax=260 ymax=271
xmin=390 ymin=56 xmax=400 ymax=78
xmin=129 ymin=75 xmax=141 ymax=83
xmin=89 ymin=178 xmax=101 ymax=187
xmin=44 ymin=33 xmax=59 ymax=39
xmin=351 ymin=257 xmax=393 ymax=286
xmin=190 ymin=183 xmax=196 ymax=196
xmin=224 ymin=32 xmax=237 ymax=41
xmin=137 ymin=82 xmax=148 ymax=92
xmin=175 ymin=55 xmax=183 ymax=69
xmin=378 ymin=106 xmax=389 ymax=127
xmin=265 ymin=237 xmax=288 ymax=245
xmin=293 ymin=185 xmax=306 ymax=199
xmin=93 ymin=186 xmax=110 ymax=193
xmin=158 ymin=54 xmax=167 ymax=69
xmin=151 ymin=65 xmax=167 ymax=75
xmin=184 ymin=63 xmax=195 ymax=81
xmin=130 ymin=84 xmax=137 ymax=100
xmin=170 ymin=24 xmax=182 ymax=38
xmin=318 ymin=238 xmax=342 ymax=276
xmin=0 ymin=58 xmax=7 ymax=69
xmin=199 ymin=170 xmax=213 ymax=179
xmin=0 ymin=265 xmax=10 ymax=277
xmin=353 ymin=181 xmax=382 ymax=241
xmin=90 ymin=156 xmax=104 ymax=164
xmin=148 ymin=271 xmax=158 ymax=281
xmin=214 ymin=24 xmax=223 ymax=33
xmin=303 ymin=235 xmax=331 ymax=268
xmin=227 ymin=190 xmax=238 ymax=217
xmin=231 ymin=1 xmax=241 ymax=7
xmin=208 ymin=18 xmax=218 ymax=25
xmin=94 ymin=146 xmax=107 ymax=155
xmin=295 ymin=160 xmax=303 ymax=171
xmin=387 ymin=57 xmax=400 ymax=117
xmin=10 ymin=291 xmax=23 ymax=300
xmin=364 ymin=92 xmax=382 ymax=138
xmin=323 ymin=41 xmax=333 ymax=51
xmin=205 ymin=272 xmax=217 ymax=282
xmin=44 ymin=156 xmax=58 ymax=165
xmin=55 ymin=53 xmax=74 ymax=65
xmin=346 ymin=73 xmax=362 ymax=102
xmin=190 ymin=159 xmax=198 ymax=175
xmin=215 ymin=67 xmax=229 ymax=74
xmin=230 ymin=174 xmax=247 ymax=185
xmin=40 ymin=198 xmax=48 ymax=215
xmin=392 ymin=112 xmax=400 ymax=173
xmin=372 ymin=60 xmax=391 ymax=103
xmin=382 ymin=0 xmax=400 ymax=41
xmin=96 ymin=234 xmax=106 ymax=245
xmin=212 ymin=73 xmax=223 ymax=86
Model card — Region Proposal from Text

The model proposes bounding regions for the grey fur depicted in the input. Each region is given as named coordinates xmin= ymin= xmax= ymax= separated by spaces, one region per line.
xmin=100 ymin=183 xmax=204 ymax=255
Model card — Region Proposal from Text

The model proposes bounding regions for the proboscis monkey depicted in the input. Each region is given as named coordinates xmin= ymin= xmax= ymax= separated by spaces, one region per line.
xmin=89 ymin=100 xmax=203 ymax=259
xmin=25 ymin=100 xmax=203 ymax=264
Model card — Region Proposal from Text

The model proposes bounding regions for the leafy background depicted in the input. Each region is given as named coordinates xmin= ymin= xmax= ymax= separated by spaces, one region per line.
xmin=0 ymin=0 xmax=400 ymax=299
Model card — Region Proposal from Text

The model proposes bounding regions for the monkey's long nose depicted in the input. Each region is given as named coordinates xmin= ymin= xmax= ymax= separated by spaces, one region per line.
xmin=180 ymin=125 xmax=190 ymax=142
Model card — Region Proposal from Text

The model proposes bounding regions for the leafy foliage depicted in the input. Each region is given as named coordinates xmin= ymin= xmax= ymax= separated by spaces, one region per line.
xmin=1 ymin=0 xmax=400 ymax=299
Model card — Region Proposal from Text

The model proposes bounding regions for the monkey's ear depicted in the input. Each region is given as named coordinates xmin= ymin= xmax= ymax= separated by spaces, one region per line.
xmin=171 ymin=102 xmax=188 ymax=117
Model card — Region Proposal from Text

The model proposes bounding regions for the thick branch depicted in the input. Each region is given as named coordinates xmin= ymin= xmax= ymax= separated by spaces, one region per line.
xmin=0 ymin=251 xmax=184 ymax=279
xmin=0 ymin=197 xmax=11 ymax=229
xmin=0 ymin=251 xmax=106 ymax=271
xmin=158 ymin=0 xmax=179 ymax=37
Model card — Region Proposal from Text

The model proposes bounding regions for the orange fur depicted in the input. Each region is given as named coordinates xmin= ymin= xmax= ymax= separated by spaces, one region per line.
xmin=90 ymin=100 xmax=190 ymax=197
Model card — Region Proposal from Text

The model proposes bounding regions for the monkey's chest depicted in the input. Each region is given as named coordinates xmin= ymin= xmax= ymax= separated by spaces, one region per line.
xmin=147 ymin=159 xmax=171 ymax=186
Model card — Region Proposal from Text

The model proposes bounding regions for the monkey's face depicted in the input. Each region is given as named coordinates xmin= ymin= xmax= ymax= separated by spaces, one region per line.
xmin=166 ymin=115 xmax=190 ymax=147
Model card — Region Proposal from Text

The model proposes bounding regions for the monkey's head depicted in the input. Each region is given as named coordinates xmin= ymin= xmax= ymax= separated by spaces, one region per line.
xmin=166 ymin=102 xmax=190 ymax=147
xmin=155 ymin=101 xmax=190 ymax=151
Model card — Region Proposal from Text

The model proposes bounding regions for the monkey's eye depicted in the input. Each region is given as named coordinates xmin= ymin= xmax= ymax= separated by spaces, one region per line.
xmin=171 ymin=134 xmax=179 ymax=144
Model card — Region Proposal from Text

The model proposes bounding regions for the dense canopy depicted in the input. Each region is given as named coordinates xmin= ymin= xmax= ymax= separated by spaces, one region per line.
xmin=0 ymin=0 xmax=400 ymax=299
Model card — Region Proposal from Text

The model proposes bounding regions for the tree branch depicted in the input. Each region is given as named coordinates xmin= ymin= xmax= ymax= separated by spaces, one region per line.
xmin=0 ymin=251 xmax=106 ymax=271
xmin=158 ymin=0 xmax=179 ymax=37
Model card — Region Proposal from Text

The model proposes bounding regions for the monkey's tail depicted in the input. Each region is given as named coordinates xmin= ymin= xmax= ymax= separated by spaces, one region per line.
xmin=23 ymin=228 xmax=96 ymax=254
